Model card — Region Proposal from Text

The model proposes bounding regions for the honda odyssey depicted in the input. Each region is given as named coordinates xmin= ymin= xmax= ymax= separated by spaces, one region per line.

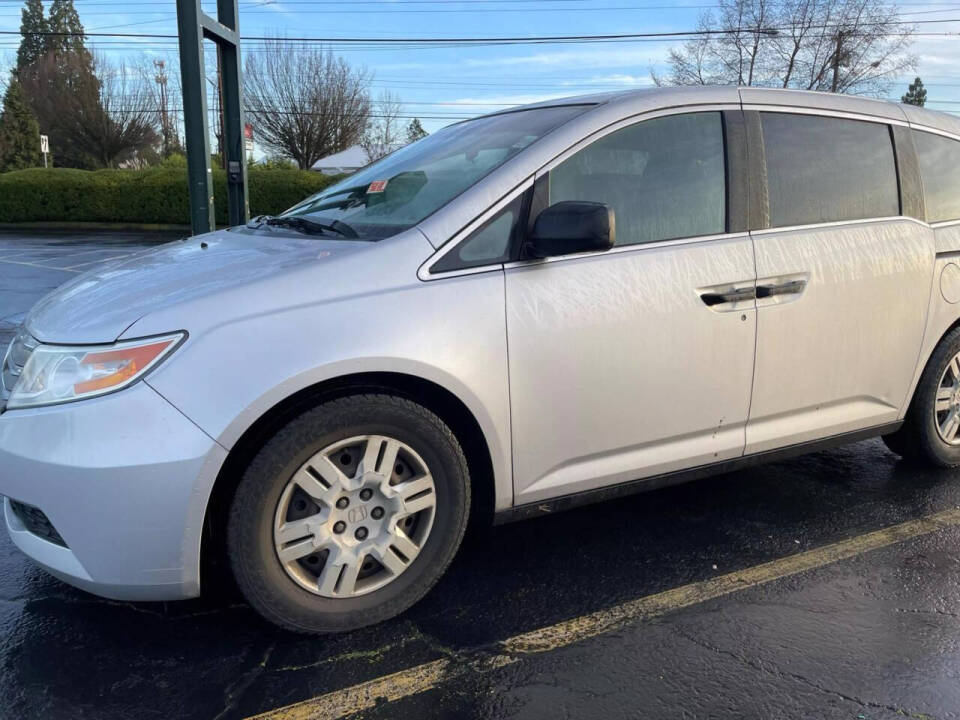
xmin=4 ymin=86 xmax=960 ymax=633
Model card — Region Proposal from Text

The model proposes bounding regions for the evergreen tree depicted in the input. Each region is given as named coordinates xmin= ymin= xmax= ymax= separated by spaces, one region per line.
xmin=20 ymin=0 xmax=101 ymax=168
xmin=405 ymin=118 xmax=428 ymax=144
xmin=902 ymin=77 xmax=927 ymax=107
xmin=0 ymin=76 xmax=42 ymax=170
xmin=16 ymin=0 xmax=47 ymax=72
xmin=47 ymin=0 xmax=90 ymax=59
xmin=46 ymin=0 xmax=97 ymax=95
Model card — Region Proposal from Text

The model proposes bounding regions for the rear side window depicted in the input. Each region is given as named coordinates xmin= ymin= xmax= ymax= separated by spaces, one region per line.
xmin=761 ymin=113 xmax=899 ymax=228
xmin=913 ymin=130 xmax=960 ymax=223
xmin=547 ymin=112 xmax=726 ymax=247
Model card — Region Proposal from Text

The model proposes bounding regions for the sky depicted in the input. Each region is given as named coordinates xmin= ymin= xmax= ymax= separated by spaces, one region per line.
xmin=1 ymin=0 xmax=960 ymax=148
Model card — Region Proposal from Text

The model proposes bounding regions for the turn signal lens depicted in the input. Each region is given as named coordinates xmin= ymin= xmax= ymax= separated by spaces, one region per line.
xmin=7 ymin=333 xmax=184 ymax=410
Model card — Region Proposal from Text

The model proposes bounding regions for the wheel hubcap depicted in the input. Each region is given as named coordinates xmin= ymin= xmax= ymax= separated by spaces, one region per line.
xmin=936 ymin=353 xmax=960 ymax=445
xmin=273 ymin=435 xmax=437 ymax=598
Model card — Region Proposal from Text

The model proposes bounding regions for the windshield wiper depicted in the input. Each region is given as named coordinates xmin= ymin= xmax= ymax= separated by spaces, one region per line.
xmin=263 ymin=215 xmax=359 ymax=239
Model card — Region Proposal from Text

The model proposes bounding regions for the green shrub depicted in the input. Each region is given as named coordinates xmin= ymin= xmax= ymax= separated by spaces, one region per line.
xmin=159 ymin=153 xmax=187 ymax=168
xmin=0 ymin=166 xmax=344 ymax=225
xmin=260 ymin=156 xmax=297 ymax=170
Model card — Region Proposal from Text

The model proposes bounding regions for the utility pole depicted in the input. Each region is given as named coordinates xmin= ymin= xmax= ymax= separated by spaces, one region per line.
xmin=154 ymin=59 xmax=171 ymax=156
xmin=830 ymin=28 xmax=848 ymax=93
xmin=214 ymin=58 xmax=225 ymax=167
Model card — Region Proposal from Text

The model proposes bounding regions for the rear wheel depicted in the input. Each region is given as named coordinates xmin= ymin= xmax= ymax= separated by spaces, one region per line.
xmin=883 ymin=327 xmax=960 ymax=467
xmin=227 ymin=394 xmax=470 ymax=633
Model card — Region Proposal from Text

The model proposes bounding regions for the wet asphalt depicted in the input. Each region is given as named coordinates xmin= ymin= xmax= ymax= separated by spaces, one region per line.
xmin=2 ymin=232 xmax=960 ymax=720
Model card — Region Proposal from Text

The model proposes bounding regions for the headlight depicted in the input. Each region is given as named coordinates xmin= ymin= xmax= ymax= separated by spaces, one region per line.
xmin=5 ymin=332 xmax=185 ymax=410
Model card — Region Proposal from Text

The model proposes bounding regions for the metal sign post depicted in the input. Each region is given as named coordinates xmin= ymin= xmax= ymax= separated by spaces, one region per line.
xmin=175 ymin=0 xmax=249 ymax=235
xmin=39 ymin=134 xmax=48 ymax=168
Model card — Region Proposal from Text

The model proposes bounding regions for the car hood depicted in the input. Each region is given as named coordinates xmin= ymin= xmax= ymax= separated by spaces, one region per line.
xmin=24 ymin=228 xmax=367 ymax=344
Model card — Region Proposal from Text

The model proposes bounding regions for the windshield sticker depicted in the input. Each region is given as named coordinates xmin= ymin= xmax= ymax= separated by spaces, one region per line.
xmin=367 ymin=180 xmax=388 ymax=193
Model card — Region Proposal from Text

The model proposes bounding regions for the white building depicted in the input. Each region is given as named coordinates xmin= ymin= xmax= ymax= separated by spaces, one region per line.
xmin=311 ymin=146 xmax=371 ymax=175
xmin=312 ymin=144 xmax=406 ymax=175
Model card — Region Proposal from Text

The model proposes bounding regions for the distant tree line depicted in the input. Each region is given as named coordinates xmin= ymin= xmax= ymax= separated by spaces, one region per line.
xmin=2 ymin=0 xmax=928 ymax=175
xmin=243 ymin=39 xmax=428 ymax=169
xmin=0 ymin=2 xmax=430 ymax=173
xmin=1 ymin=0 xmax=161 ymax=170
xmin=656 ymin=0 xmax=917 ymax=97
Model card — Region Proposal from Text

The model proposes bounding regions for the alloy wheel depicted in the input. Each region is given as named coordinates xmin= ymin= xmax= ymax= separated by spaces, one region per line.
xmin=273 ymin=434 xmax=437 ymax=598
xmin=935 ymin=352 xmax=960 ymax=445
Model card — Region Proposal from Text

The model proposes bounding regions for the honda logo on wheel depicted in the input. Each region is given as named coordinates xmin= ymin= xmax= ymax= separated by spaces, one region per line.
xmin=347 ymin=506 xmax=367 ymax=524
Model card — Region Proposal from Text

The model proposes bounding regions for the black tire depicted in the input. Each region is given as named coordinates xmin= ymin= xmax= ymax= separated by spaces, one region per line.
xmin=882 ymin=326 xmax=960 ymax=467
xmin=227 ymin=394 xmax=470 ymax=634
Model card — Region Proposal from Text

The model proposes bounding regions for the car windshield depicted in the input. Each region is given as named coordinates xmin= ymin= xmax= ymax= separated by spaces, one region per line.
xmin=281 ymin=105 xmax=590 ymax=240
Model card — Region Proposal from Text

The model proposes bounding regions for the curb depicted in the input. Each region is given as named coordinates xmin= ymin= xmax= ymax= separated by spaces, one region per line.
xmin=0 ymin=222 xmax=192 ymax=233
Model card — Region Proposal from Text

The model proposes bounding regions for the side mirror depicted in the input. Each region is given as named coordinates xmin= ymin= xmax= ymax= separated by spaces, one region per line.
xmin=527 ymin=201 xmax=615 ymax=258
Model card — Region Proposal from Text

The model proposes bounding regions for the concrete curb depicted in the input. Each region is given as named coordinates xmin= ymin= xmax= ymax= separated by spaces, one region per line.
xmin=0 ymin=222 xmax=191 ymax=233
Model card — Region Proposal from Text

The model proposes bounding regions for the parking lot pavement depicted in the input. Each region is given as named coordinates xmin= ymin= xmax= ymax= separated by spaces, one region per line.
xmin=0 ymin=230 xmax=178 ymax=346
xmin=3 ymin=234 xmax=960 ymax=720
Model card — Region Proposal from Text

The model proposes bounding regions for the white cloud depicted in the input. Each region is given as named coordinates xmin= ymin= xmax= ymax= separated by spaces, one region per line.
xmin=252 ymin=0 xmax=297 ymax=17
xmin=450 ymin=92 xmax=579 ymax=106
xmin=462 ymin=46 xmax=664 ymax=70
xmin=377 ymin=46 xmax=666 ymax=73
xmin=567 ymin=73 xmax=653 ymax=87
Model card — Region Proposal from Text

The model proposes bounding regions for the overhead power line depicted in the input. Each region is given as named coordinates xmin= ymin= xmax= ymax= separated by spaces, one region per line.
xmin=0 ymin=4 xmax=734 ymax=15
xmin=4 ymin=16 xmax=957 ymax=44
xmin=1 ymin=0 xmax=957 ymax=4
xmin=3 ymin=3 xmax=957 ymax=16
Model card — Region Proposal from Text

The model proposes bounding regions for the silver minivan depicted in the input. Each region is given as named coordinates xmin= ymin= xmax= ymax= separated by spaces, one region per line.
xmin=4 ymin=86 xmax=960 ymax=633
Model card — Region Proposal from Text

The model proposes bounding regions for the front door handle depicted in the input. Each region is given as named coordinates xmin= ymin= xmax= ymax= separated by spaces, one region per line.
xmin=699 ymin=286 xmax=756 ymax=307
xmin=756 ymin=279 xmax=806 ymax=299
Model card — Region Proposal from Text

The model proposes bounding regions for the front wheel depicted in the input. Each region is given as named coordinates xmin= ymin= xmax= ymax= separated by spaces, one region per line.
xmin=883 ymin=326 xmax=960 ymax=467
xmin=227 ymin=394 xmax=470 ymax=634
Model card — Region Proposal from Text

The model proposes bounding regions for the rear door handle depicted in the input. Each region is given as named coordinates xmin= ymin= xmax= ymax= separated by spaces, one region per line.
xmin=699 ymin=286 xmax=756 ymax=307
xmin=756 ymin=279 xmax=806 ymax=298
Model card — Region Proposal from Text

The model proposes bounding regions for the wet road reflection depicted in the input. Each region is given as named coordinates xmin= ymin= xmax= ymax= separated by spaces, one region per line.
xmin=2 ymin=234 xmax=960 ymax=719
xmin=2 ymin=437 xmax=960 ymax=719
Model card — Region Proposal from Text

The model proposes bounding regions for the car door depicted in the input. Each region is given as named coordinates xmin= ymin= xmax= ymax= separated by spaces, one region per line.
xmin=504 ymin=109 xmax=759 ymax=505
xmin=744 ymin=110 xmax=935 ymax=454
xmin=909 ymin=127 xmax=960 ymax=445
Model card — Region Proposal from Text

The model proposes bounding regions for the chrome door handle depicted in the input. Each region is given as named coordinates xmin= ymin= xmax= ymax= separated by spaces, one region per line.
xmin=699 ymin=286 xmax=756 ymax=307
xmin=756 ymin=279 xmax=806 ymax=298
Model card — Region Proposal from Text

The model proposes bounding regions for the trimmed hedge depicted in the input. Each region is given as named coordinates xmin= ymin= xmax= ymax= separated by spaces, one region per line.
xmin=0 ymin=166 xmax=344 ymax=225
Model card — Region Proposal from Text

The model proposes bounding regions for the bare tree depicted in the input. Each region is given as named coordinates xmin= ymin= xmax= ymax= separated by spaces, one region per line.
xmin=656 ymin=0 xmax=778 ymax=87
xmin=658 ymin=0 xmax=916 ymax=96
xmin=24 ymin=54 xmax=159 ymax=168
xmin=244 ymin=40 xmax=371 ymax=170
xmin=92 ymin=58 xmax=159 ymax=167
xmin=360 ymin=90 xmax=403 ymax=163
xmin=770 ymin=0 xmax=821 ymax=88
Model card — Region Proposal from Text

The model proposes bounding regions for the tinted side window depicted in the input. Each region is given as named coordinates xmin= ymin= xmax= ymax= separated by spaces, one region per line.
xmin=913 ymin=130 xmax=960 ymax=223
xmin=431 ymin=194 xmax=524 ymax=272
xmin=761 ymin=113 xmax=899 ymax=228
xmin=548 ymin=112 xmax=726 ymax=247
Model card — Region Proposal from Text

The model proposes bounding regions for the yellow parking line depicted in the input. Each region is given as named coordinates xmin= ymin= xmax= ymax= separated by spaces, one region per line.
xmin=248 ymin=507 xmax=960 ymax=720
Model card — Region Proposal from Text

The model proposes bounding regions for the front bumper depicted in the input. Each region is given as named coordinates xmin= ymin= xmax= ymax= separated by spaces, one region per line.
xmin=0 ymin=382 xmax=227 ymax=601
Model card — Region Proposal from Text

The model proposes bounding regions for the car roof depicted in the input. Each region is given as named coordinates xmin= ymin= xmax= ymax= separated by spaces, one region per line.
xmin=509 ymin=85 xmax=960 ymax=138
xmin=418 ymin=85 xmax=960 ymax=247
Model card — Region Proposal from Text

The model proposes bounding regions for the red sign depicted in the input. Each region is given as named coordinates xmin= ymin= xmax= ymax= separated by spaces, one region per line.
xmin=367 ymin=180 xmax=388 ymax=193
xmin=244 ymin=123 xmax=254 ymax=140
